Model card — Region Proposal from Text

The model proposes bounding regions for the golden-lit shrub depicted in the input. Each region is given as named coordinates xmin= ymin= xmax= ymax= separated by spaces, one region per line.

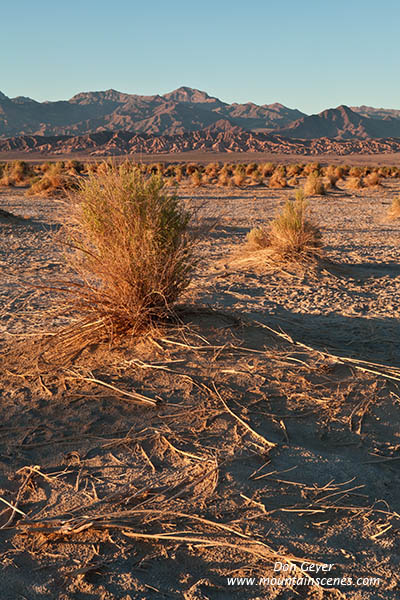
xmin=249 ymin=169 xmax=263 ymax=185
xmin=345 ymin=176 xmax=363 ymax=190
xmin=9 ymin=160 xmax=33 ymax=184
xmin=232 ymin=166 xmax=246 ymax=187
xmin=63 ymin=166 xmax=194 ymax=340
xmin=269 ymin=189 xmax=322 ymax=260
xmin=303 ymin=162 xmax=322 ymax=176
xmin=377 ymin=166 xmax=390 ymax=178
xmin=186 ymin=163 xmax=199 ymax=175
xmin=323 ymin=167 xmax=339 ymax=189
xmin=0 ymin=163 xmax=15 ymax=186
xmin=334 ymin=165 xmax=347 ymax=179
xmin=217 ymin=172 xmax=231 ymax=187
xmin=349 ymin=166 xmax=362 ymax=178
xmin=65 ymin=159 xmax=84 ymax=174
xmin=246 ymin=227 xmax=269 ymax=250
xmin=388 ymin=197 xmax=400 ymax=219
xmin=286 ymin=164 xmax=302 ymax=178
xmin=29 ymin=163 xmax=77 ymax=196
xmin=304 ymin=173 xmax=326 ymax=196
xmin=190 ymin=170 xmax=203 ymax=187
xmin=260 ymin=162 xmax=275 ymax=177
xmin=174 ymin=165 xmax=184 ymax=182
xmin=363 ymin=172 xmax=382 ymax=187
xmin=268 ymin=171 xmax=287 ymax=188
xmin=246 ymin=163 xmax=258 ymax=176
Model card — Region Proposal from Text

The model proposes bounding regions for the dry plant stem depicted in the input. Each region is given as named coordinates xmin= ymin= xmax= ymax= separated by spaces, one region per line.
xmin=15 ymin=510 xmax=326 ymax=587
xmin=0 ymin=497 xmax=27 ymax=524
xmin=211 ymin=383 xmax=277 ymax=448
xmin=161 ymin=436 xmax=207 ymax=462
xmin=0 ymin=466 xmax=37 ymax=528
xmin=65 ymin=370 xmax=158 ymax=406
xmin=252 ymin=320 xmax=400 ymax=383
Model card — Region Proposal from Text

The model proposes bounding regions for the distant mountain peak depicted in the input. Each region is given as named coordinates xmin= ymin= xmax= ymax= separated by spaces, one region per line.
xmin=11 ymin=96 xmax=36 ymax=104
xmin=162 ymin=86 xmax=222 ymax=105
xmin=69 ymin=89 xmax=125 ymax=102
xmin=0 ymin=91 xmax=9 ymax=101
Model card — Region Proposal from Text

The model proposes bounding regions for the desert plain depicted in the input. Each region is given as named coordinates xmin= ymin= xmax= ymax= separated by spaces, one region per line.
xmin=1 ymin=160 xmax=400 ymax=600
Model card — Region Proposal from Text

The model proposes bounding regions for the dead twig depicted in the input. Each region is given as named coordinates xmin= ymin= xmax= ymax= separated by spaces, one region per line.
xmin=210 ymin=383 xmax=277 ymax=449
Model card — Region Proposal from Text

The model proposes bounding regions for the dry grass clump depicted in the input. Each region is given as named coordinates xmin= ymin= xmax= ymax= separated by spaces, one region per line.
xmin=345 ymin=176 xmax=363 ymax=191
xmin=286 ymin=164 xmax=302 ymax=178
xmin=363 ymin=172 xmax=382 ymax=187
xmin=335 ymin=165 xmax=347 ymax=179
xmin=323 ymin=165 xmax=340 ymax=188
xmin=304 ymin=173 xmax=326 ymax=196
xmin=249 ymin=169 xmax=263 ymax=185
xmin=217 ymin=171 xmax=231 ymax=187
xmin=190 ymin=170 xmax=203 ymax=187
xmin=204 ymin=162 xmax=219 ymax=180
xmin=260 ymin=162 xmax=275 ymax=177
xmin=232 ymin=166 xmax=246 ymax=187
xmin=29 ymin=163 xmax=77 ymax=196
xmin=0 ymin=163 xmax=14 ymax=186
xmin=303 ymin=162 xmax=322 ymax=176
xmin=349 ymin=166 xmax=363 ymax=178
xmin=0 ymin=161 xmax=34 ymax=187
xmin=174 ymin=165 xmax=184 ymax=183
xmin=389 ymin=166 xmax=400 ymax=178
xmin=246 ymin=226 xmax=269 ymax=250
xmin=62 ymin=165 xmax=194 ymax=340
xmin=388 ymin=196 xmax=400 ymax=219
xmin=377 ymin=166 xmax=390 ymax=177
xmin=325 ymin=174 xmax=339 ymax=189
xmin=268 ymin=170 xmax=287 ymax=188
xmin=65 ymin=159 xmax=84 ymax=175
xmin=245 ymin=162 xmax=258 ymax=176
xmin=10 ymin=160 xmax=33 ymax=184
xmin=268 ymin=189 xmax=322 ymax=260
xmin=288 ymin=176 xmax=299 ymax=187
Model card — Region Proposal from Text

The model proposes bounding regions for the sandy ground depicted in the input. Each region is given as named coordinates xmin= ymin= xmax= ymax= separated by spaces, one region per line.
xmin=1 ymin=179 xmax=400 ymax=599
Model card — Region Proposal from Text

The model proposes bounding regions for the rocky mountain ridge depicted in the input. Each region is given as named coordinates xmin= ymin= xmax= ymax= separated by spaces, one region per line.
xmin=1 ymin=87 xmax=400 ymax=154
xmin=2 ymin=121 xmax=400 ymax=157
xmin=0 ymin=86 xmax=304 ymax=138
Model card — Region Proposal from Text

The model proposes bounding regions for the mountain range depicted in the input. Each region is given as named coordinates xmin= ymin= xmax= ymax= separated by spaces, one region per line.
xmin=1 ymin=87 xmax=400 ymax=155
xmin=0 ymin=87 xmax=305 ymax=138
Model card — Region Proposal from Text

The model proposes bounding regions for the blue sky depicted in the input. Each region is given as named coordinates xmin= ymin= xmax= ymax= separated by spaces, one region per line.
xmin=1 ymin=0 xmax=399 ymax=114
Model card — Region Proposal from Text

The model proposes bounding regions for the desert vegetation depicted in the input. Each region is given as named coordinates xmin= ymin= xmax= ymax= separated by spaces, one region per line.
xmin=246 ymin=226 xmax=269 ymax=250
xmin=1 ymin=158 xmax=400 ymax=599
xmin=303 ymin=172 xmax=326 ymax=196
xmin=245 ymin=188 xmax=322 ymax=261
xmin=61 ymin=165 xmax=194 ymax=343
xmin=1 ymin=159 xmax=399 ymax=196
xmin=268 ymin=189 xmax=322 ymax=260
xmin=389 ymin=196 xmax=400 ymax=219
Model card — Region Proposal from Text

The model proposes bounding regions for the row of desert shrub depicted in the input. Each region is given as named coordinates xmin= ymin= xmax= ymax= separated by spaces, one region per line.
xmin=0 ymin=161 xmax=35 ymax=186
xmin=0 ymin=158 xmax=399 ymax=195
xmin=87 ymin=161 xmax=400 ymax=191
xmin=0 ymin=159 xmax=85 ymax=191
